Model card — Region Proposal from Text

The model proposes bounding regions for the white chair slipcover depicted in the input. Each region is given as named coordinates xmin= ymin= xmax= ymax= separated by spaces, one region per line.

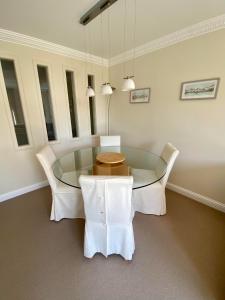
xmin=36 ymin=145 xmax=84 ymax=221
xmin=132 ymin=143 xmax=179 ymax=215
xmin=100 ymin=135 xmax=121 ymax=147
xmin=79 ymin=175 xmax=135 ymax=260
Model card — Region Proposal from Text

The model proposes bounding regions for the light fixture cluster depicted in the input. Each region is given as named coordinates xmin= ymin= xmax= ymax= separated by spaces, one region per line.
xmin=85 ymin=0 xmax=136 ymax=97
xmin=86 ymin=74 xmax=135 ymax=97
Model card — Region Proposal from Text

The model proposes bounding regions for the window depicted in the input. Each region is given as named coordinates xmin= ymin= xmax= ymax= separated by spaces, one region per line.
xmin=0 ymin=59 xmax=29 ymax=146
xmin=37 ymin=65 xmax=57 ymax=141
xmin=65 ymin=71 xmax=78 ymax=137
xmin=88 ymin=75 xmax=96 ymax=135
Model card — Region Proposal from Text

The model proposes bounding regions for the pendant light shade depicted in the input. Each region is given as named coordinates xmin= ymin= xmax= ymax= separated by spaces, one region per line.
xmin=121 ymin=0 xmax=136 ymax=92
xmin=101 ymin=83 xmax=113 ymax=95
xmin=121 ymin=76 xmax=135 ymax=91
xmin=86 ymin=86 xmax=95 ymax=97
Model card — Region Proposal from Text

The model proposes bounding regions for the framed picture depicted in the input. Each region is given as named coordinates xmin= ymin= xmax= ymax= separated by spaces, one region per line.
xmin=130 ymin=88 xmax=150 ymax=103
xmin=180 ymin=78 xmax=220 ymax=100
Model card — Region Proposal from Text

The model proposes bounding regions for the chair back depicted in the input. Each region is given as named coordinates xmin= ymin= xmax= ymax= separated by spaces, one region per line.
xmin=36 ymin=145 xmax=58 ymax=190
xmin=157 ymin=143 xmax=179 ymax=188
xmin=100 ymin=136 xmax=121 ymax=147
xmin=79 ymin=176 xmax=133 ymax=225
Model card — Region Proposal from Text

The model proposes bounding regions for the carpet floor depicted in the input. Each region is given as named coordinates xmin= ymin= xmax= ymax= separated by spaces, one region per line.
xmin=0 ymin=187 xmax=224 ymax=300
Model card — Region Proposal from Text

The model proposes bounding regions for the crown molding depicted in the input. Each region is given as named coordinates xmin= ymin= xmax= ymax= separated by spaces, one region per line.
xmin=110 ymin=14 xmax=225 ymax=66
xmin=0 ymin=28 xmax=108 ymax=67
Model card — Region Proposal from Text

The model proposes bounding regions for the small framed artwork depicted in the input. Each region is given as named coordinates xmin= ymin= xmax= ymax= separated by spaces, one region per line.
xmin=130 ymin=88 xmax=150 ymax=103
xmin=180 ymin=78 xmax=220 ymax=100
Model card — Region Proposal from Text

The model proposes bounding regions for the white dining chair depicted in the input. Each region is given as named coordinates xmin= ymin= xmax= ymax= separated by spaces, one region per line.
xmin=79 ymin=175 xmax=135 ymax=260
xmin=132 ymin=143 xmax=179 ymax=215
xmin=36 ymin=145 xmax=84 ymax=221
xmin=100 ymin=135 xmax=121 ymax=147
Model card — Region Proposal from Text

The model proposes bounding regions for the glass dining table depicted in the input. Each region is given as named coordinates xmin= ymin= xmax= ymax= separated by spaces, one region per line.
xmin=52 ymin=146 xmax=167 ymax=189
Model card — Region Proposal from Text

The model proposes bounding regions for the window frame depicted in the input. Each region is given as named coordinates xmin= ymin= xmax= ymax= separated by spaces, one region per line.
xmin=0 ymin=53 xmax=33 ymax=150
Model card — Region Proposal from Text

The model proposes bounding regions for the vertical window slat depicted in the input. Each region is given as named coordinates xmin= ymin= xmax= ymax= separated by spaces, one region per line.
xmin=37 ymin=65 xmax=57 ymax=141
xmin=1 ymin=59 xmax=29 ymax=146
xmin=65 ymin=71 xmax=78 ymax=138
xmin=88 ymin=75 xmax=96 ymax=135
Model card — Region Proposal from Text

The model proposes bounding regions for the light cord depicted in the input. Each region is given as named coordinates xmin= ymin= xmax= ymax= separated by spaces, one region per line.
xmin=107 ymin=95 xmax=112 ymax=135
xmin=132 ymin=0 xmax=136 ymax=77
xmin=100 ymin=13 xmax=104 ymax=83
xmin=123 ymin=0 xmax=127 ymax=78
xmin=84 ymin=25 xmax=88 ymax=87
xmin=108 ymin=7 xmax=111 ymax=83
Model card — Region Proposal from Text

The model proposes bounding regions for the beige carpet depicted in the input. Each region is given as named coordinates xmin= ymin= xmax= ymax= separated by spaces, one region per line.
xmin=0 ymin=187 xmax=224 ymax=300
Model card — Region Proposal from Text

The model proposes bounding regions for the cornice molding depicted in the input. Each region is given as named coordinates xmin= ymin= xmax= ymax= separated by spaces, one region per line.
xmin=0 ymin=28 xmax=108 ymax=67
xmin=110 ymin=14 xmax=225 ymax=66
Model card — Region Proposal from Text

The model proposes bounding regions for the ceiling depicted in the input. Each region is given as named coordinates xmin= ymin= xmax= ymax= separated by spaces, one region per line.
xmin=0 ymin=0 xmax=225 ymax=58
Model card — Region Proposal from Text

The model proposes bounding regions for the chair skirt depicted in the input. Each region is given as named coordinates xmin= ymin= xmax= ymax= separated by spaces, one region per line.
xmin=132 ymin=183 xmax=166 ymax=215
xmin=50 ymin=191 xmax=84 ymax=221
xmin=84 ymin=221 xmax=135 ymax=260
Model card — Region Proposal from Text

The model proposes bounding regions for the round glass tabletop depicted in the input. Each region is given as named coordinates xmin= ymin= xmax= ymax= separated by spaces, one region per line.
xmin=52 ymin=146 xmax=167 ymax=189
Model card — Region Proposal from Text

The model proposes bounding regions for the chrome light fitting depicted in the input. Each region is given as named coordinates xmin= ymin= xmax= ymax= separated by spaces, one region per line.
xmin=80 ymin=0 xmax=118 ymax=25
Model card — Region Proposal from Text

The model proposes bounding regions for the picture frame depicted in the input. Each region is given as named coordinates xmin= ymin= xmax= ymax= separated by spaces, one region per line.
xmin=130 ymin=88 xmax=150 ymax=103
xmin=180 ymin=78 xmax=220 ymax=100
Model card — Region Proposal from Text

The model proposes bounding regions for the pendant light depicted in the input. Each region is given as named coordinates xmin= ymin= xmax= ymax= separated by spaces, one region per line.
xmin=85 ymin=25 xmax=95 ymax=97
xmin=101 ymin=82 xmax=113 ymax=95
xmin=86 ymin=86 xmax=95 ymax=97
xmin=100 ymin=9 xmax=113 ymax=96
xmin=121 ymin=0 xmax=136 ymax=92
xmin=121 ymin=76 xmax=135 ymax=91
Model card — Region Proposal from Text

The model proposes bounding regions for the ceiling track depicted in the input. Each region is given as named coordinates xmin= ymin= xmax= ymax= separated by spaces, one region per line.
xmin=80 ymin=0 xmax=118 ymax=25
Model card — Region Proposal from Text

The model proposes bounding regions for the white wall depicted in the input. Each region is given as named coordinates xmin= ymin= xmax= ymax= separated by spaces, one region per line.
xmin=0 ymin=41 xmax=108 ymax=197
xmin=109 ymin=29 xmax=225 ymax=204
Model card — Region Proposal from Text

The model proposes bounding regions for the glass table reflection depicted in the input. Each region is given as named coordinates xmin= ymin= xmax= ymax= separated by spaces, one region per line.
xmin=52 ymin=146 xmax=167 ymax=189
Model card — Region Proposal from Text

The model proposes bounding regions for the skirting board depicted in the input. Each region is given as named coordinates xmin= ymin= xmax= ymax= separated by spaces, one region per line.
xmin=167 ymin=182 xmax=225 ymax=213
xmin=0 ymin=180 xmax=49 ymax=203
xmin=0 ymin=180 xmax=224 ymax=213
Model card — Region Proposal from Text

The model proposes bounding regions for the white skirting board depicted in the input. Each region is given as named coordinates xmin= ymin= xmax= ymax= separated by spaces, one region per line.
xmin=167 ymin=182 xmax=225 ymax=213
xmin=0 ymin=180 xmax=224 ymax=213
xmin=0 ymin=180 xmax=49 ymax=203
